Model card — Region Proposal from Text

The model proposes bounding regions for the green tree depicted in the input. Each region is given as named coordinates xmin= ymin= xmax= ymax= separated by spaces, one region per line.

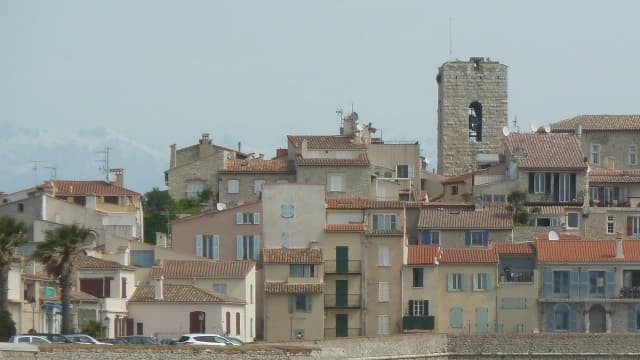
xmin=32 ymin=224 xmax=92 ymax=334
xmin=0 ymin=309 xmax=16 ymax=341
xmin=81 ymin=320 xmax=103 ymax=338
xmin=507 ymin=190 xmax=530 ymax=225
xmin=143 ymin=188 xmax=174 ymax=245
xmin=0 ymin=216 xmax=27 ymax=310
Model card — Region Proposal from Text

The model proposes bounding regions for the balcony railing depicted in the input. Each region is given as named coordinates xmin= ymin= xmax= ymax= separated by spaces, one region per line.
xmin=324 ymin=294 xmax=361 ymax=308
xmin=499 ymin=271 xmax=534 ymax=283
xmin=324 ymin=260 xmax=361 ymax=274
xmin=402 ymin=316 xmax=435 ymax=331
xmin=620 ymin=287 xmax=640 ymax=298
xmin=324 ymin=327 xmax=361 ymax=338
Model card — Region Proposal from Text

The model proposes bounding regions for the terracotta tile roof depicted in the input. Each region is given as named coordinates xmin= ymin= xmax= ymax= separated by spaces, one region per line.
xmin=130 ymin=284 xmax=245 ymax=304
xmin=533 ymin=233 xmax=586 ymax=242
xmin=537 ymin=238 xmax=640 ymax=263
xmin=442 ymin=170 xmax=486 ymax=184
xmin=495 ymin=242 xmax=536 ymax=255
xmin=326 ymin=197 xmax=421 ymax=209
xmin=550 ymin=115 xmax=640 ymax=132
xmin=40 ymin=180 xmax=139 ymax=196
xmin=324 ymin=223 xmax=366 ymax=232
xmin=76 ymin=256 xmax=136 ymax=271
xmin=418 ymin=204 xmax=513 ymax=229
xmin=220 ymin=159 xmax=295 ymax=173
xmin=439 ymin=247 xmax=498 ymax=264
xmin=296 ymin=153 xmax=369 ymax=166
xmin=264 ymin=282 xmax=324 ymax=294
xmin=524 ymin=205 xmax=572 ymax=216
xmin=367 ymin=229 xmax=404 ymax=237
xmin=150 ymin=259 xmax=254 ymax=279
xmin=41 ymin=289 xmax=98 ymax=302
xmin=170 ymin=201 xmax=260 ymax=224
xmin=263 ymin=248 xmax=322 ymax=264
xmin=505 ymin=132 xmax=587 ymax=170
xmin=407 ymin=245 xmax=439 ymax=265
xmin=287 ymin=135 xmax=367 ymax=150
xmin=589 ymin=167 xmax=640 ymax=184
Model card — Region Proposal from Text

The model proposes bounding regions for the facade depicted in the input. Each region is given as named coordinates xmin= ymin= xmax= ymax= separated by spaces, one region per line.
xmin=437 ymin=57 xmax=508 ymax=177
xmin=218 ymin=158 xmax=296 ymax=206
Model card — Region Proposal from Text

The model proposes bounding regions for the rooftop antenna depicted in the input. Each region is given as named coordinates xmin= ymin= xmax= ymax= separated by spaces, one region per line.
xmin=44 ymin=166 xmax=57 ymax=180
xmin=96 ymin=147 xmax=112 ymax=182
xmin=31 ymin=160 xmax=44 ymax=186
xmin=449 ymin=17 xmax=453 ymax=60
xmin=512 ymin=114 xmax=518 ymax=131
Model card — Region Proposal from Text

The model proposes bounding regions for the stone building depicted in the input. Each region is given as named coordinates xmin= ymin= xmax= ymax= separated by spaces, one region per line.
xmin=437 ymin=57 xmax=508 ymax=177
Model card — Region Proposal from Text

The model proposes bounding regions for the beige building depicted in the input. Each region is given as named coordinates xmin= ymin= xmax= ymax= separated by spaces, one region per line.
xmin=218 ymin=159 xmax=296 ymax=206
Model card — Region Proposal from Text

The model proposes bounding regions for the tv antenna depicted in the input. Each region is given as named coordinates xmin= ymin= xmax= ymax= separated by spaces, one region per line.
xmin=31 ymin=160 xmax=44 ymax=186
xmin=44 ymin=166 xmax=57 ymax=180
xmin=512 ymin=114 xmax=518 ymax=131
xmin=96 ymin=147 xmax=112 ymax=181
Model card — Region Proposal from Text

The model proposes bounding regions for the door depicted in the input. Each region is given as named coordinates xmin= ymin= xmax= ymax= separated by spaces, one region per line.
xmin=476 ymin=307 xmax=489 ymax=333
xmin=336 ymin=314 xmax=348 ymax=337
xmin=336 ymin=280 xmax=348 ymax=307
xmin=336 ymin=246 xmax=348 ymax=273
xmin=589 ymin=304 xmax=606 ymax=333
xmin=189 ymin=311 xmax=205 ymax=333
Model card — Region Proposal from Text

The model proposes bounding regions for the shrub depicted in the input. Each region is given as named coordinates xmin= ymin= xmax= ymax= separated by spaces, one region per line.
xmin=0 ymin=309 xmax=16 ymax=341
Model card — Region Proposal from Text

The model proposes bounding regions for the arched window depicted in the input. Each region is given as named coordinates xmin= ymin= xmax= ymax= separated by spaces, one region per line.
xmin=468 ymin=101 xmax=483 ymax=142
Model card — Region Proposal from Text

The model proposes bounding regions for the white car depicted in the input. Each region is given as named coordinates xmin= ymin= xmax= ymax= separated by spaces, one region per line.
xmin=176 ymin=333 xmax=230 ymax=346
xmin=63 ymin=334 xmax=112 ymax=345
xmin=8 ymin=335 xmax=51 ymax=344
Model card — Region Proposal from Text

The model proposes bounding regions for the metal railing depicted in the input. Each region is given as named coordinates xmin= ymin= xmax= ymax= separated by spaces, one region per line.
xmin=619 ymin=287 xmax=640 ymax=298
xmin=324 ymin=294 xmax=361 ymax=308
xmin=324 ymin=260 xmax=361 ymax=274
xmin=500 ymin=271 xmax=534 ymax=283
xmin=402 ymin=316 xmax=435 ymax=330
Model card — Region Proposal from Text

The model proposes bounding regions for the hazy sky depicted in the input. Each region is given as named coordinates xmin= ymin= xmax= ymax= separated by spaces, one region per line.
xmin=2 ymin=1 xmax=639 ymax=194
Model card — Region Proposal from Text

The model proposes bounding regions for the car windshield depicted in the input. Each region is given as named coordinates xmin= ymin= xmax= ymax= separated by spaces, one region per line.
xmin=177 ymin=336 xmax=190 ymax=342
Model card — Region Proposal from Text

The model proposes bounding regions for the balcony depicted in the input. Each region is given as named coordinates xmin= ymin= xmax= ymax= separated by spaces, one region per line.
xmin=324 ymin=327 xmax=361 ymax=338
xmin=324 ymin=294 xmax=361 ymax=308
xmin=402 ymin=316 xmax=435 ymax=331
xmin=499 ymin=270 xmax=534 ymax=283
xmin=619 ymin=287 xmax=640 ymax=299
xmin=324 ymin=260 xmax=361 ymax=274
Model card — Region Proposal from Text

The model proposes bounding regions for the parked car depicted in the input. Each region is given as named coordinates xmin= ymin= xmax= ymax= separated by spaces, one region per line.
xmin=221 ymin=336 xmax=245 ymax=346
xmin=23 ymin=333 xmax=70 ymax=343
xmin=8 ymin=335 xmax=51 ymax=344
xmin=159 ymin=338 xmax=178 ymax=345
xmin=63 ymin=334 xmax=112 ymax=345
xmin=176 ymin=333 xmax=230 ymax=346
xmin=117 ymin=335 xmax=159 ymax=345
xmin=98 ymin=338 xmax=129 ymax=345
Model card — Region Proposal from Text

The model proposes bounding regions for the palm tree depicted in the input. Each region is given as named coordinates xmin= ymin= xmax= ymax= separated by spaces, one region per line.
xmin=0 ymin=216 xmax=27 ymax=311
xmin=32 ymin=224 xmax=92 ymax=334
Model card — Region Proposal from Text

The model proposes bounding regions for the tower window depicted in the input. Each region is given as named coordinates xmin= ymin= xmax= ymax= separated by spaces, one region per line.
xmin=468 ymin=101 xmax=483 ymax=142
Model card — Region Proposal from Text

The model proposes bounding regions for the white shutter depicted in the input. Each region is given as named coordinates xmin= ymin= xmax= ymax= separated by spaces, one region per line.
xmin=236 ymin=235 xmax=244 ymax=260
xmin=253 ymin=213 xmax=261 ymax=224
xmin=378 ymin=282 xmax=389 ymax=302
xmin=212 ymin=235 xmax=220 ymax=260
xmin=195 ymin=235 xmax=203 ymax=257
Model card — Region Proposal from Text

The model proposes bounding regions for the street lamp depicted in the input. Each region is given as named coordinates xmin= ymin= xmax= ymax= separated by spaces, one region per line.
xmin=29 ymin=296 xmax=36 ymax=332
xmin=103 ymin=315 xmax=110 ymax=338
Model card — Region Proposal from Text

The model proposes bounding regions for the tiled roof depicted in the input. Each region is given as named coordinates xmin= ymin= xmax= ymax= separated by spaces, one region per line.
xmin=495 ymin=242 xmax=536 ymax=255
xmin=324 ymin=223 xmax=366 ymax=232
xmin=129 ymin=284 xmax=245 ymax=304
xmin=407 ymin=245 xmax=439 ymax=265
xmin=41 ymin=289 xmax=98 ymax=302
xmin=40 ymin=180 xmax=140 ymax=196
xmin=263 ymin=248 xmax=323 ymax=264
xmin=524 ymin=205 xmax=572 ymax=216
xmin=550 ymin=115 xmax=640 ymax=132
xmin=326 ymin=197 xmax=421 ymax=209
xmin=150 ymin=260 xmax=254 ymax=279
xmin=287 ymin=135 xmax=367 ymax=150
xmin=367 ymin=229 xmax=404 ymax=237
xmin=589 ymin=167 xmax=640 ymax=184
xmin=76 ymin=256 xmax=136 ymax=271
xmin=296 ymin=153 xmax=369 ymax=166
xmin=170 ymin=201 xmax=260 ymax=224
xmin=418 ymin=204 xmax=513 ymax=229
xmin=533 ymin=233 xmax=586 ymax=242
xmin=439 ymin=247 xmax=499 ymax=264
xmin=505 ymin=132 xmax=586 ymax=170
xmin=442 ymin=170 xmax=486 ymax=184
xmin=264 ymin=282 xmax=324 ymax=294
xmin=220 ymin=159 xmax=295 ymax=173
xmin=537 ymin=238 xmax=640 ymax=263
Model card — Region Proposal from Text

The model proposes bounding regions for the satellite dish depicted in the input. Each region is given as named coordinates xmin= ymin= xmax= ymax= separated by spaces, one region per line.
xmin=502 ymin=126 xmax=511 ymax=136
xmin=216 ymin=203 xmax=227 ymax=211
xmin=548 ymin=230 xmax=559 ymax=241
xmin=544 ymin=124 xmax=551 ymax=133
xmin=586 ymin=165 xmax=591 ymax=173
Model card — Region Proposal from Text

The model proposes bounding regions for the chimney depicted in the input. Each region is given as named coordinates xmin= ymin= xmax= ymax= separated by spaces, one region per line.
xmin=276 ymin=148 xmax=288 ymax=158
xmin=616 ymin=234 xmax=624 ymax=259
xmin=155 ymin=276 xmax=164 ymax=300
xmin=575 ymin=124 xmax=582 ymax=138
xmin=109 ymin=168 xmax=124 ymax=187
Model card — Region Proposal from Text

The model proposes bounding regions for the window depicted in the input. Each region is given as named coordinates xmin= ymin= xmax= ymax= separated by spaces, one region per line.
xmin=630 ymin=145 xmax=638 ymax=165
xmin=558 ymin=173 xmax=571 ymax=202
xmin=623 ymin=270 xmax=640 ymax=288
xmin=377 ymin=315 xmax=389 ymax=335
xmin=137 ymin=322 xmax=143 ymax=335
xmin=236 ymin=235 xmax=260 ymax=260
xmin=447 ymin=273 xmax=464 ymax=291
xmin=410 ymin=300 xmax=427 ymax=316
xmin=378 ymin=281 xmax=390 ymax=302
xmin=236 ymin=212 xmax=261 ymax=225
xmin=228 ymin=179 xmax=239 ymax=194
xmin=450 ymin=307 xmax=463 ymax=328
xmin=195 ymin=235 xmax=220 ymax=260
xmin=372 ymin=214 xmax=396 ymax=230
xmin=236 ymin=312 xmax=241 ymax=335
xmin=18 ymin=203 xmax=24 ymax=212
xmin=328 ymin=174 xmax=344 ymax=192
xmin=213 ymin=283 xmax=227 ymax=294
xmin=591 ymin=144 xmax=601 ymax=165
xmin=290 ymin=264 xmax=315 ymax=278
xmin=629 ymin=216 xmax=640 ymax=235
xmin=413 ymin=268 xmax=424 ymax=288
xmin=377 ymin=246 xmax=390 ymax=266
xmin=473 ymin=273 xmax=489 ymax=291
xmin=589 ymin=187 xmax=598 ymax=204
xmin=607 ymin=215 xmax=615 ymax=234
xmin=468 ymin=101 xmax=483 ymax=142
xmin=589 ymin=271 xmax=605 ymax=296
xmin=533 ymin=173 xmax=546 ymax=193
xmin=104 ymin=196 xmax=118 ymax=204
xmin=281 ymin=232 xmax=289 ymax=248
xmin=566 ymin=212 xmax=579 ymax=229
xmin=494 ymin=194 xmax=506 ymax=203
xmin=281 ymin=204 xmax=294 ymax=218
xmin=553 ymin=271 xmax=569 ymax=296
xmin=254 ymin=179 xmax=266 ymax=194
xmin=431 ymin=231 xmax=440 ymax=245
xmin=290 ymin=294 xmax=312 ymax=312
xmin=466 ymin=231 xmax=487 ymax=247
xmin=554 ymin=306 xmax=569 ymax=330
xmin=451 ymin=185 xmax=459 ymax=195
xmin=396 ymin=165 xmax=412 ymax=179
xmin=186 ymin=180 xmax=206 ymax=198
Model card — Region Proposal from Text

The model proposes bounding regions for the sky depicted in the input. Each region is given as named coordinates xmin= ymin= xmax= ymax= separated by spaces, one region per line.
xmin=2 ymin=1 xmax=640 ymax=195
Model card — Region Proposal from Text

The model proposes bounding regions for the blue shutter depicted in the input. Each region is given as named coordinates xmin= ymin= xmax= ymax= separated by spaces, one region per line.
xmin=447 ymin=273 xmax=453 ymax=291
xmin=236 ymin=235 xmax=243 ymax=260
xmin=450 ymin=307 xmax=463 ymax=328
xmin=545 ymin=304 xmax=556 ymax=331
xmin=372 ymin=215 xmax=379 ymax=229
xmin=543 ymin=270 xmax=552 ymax=298
xmin=422 ymin=230 xmax=432 ymax=245
xmin=579 ymin=271 xmax=589 ymax=298
xmin=212 ymin=235 xmax=220 ymax=260
xmin=606 ymin=270 xmax=616 ymax=298
xmin=476 ymin=307 xmax=489 ymax=333
xmin=252 ymin=235 xmax=260 ymax=260
xmin=569 ymin=306 xmax=577 ymax=331
xmin=253 ymin=213 xmax=261 ymax=224
xmin=569 ymin=271 xmax=580 ymax=299
xmin=486 ymin=273 xmax=493 ymax=291
xmin=195 ymin=235 xmax=203 ymax=257
xmin=629 ymin=305 xmax=638 ymax=331
xmin=464 ymin=231 xmax=471 ymax=247
xmin=236 ymin=213 xmax=243 ymax=224
xmin=461 ymin=273 xmax=468 ymax=291
xmin=482 ymin=231 xmax=489 ymax=247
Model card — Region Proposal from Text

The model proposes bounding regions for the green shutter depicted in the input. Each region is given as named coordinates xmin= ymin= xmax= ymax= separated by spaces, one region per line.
xmin=569 ymin=271 xmax=580 ymax=299
xmin=450 ymin=307 xmax=463 ymax=328
xmin=606 ymin=270 xmax=616 ymax=298
xmin=543 ymin=270 xmax=553 ymax=298
xmin=545 ymin=304 xmax=555 ymax=331
xmin=629 ymin=305 xmax=638 ymax=331
xmin=476 ymin=307 xmax=489 ymax=333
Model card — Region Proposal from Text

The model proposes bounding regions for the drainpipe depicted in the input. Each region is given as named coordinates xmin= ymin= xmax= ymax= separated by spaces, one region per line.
xmin=400 ymin=267 xmax=404 ymax=333
xmin=361 ymin=231 xmax=367 ymax=336
xmin=495 ymin=262 xmax=499 ymax=333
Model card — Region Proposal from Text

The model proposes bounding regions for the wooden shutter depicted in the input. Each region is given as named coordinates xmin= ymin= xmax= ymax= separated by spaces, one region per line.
xmin=236 ymin=312 xmax=241 ymax=335
xmin=606 ymin=270 xmax=616 ymax=298
xmin=423 ymin=300 xmax=429 ymax=316
xmin=126 ymin=318 xmax=134 ymax=335
xmin=579 ymin=271 xmax=589 ymax=298
xmin=482 ymin=231 xmax=489 ymax=247
xmin=447 ymin=273 xmax=453 ymax=291
xmin=450 ymin=307 xmax=462 ymax=328
xmin=104 ymin=277 xmax=112 ymax=298
xmin=121 ymin=277 xmax=127 ymax=298
xmin=628 ymin=216 xmax=634 ymax=236
xmin=305 ymin=294 xmax=312 ymax=312
xmin=486 ymin=273 xmax=493 ymax=291
xmin=226 ymin=312 xmax=231 ymax=335
xmin=461 ymin=274 xmax=468 ymax=291
xmin=545 ymin=304 xmax=555 ymax=331
xmin=553 ymin=173 xmax=560 ymax=202
xmin=569 ymin=306 xmax=578 ymax=331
